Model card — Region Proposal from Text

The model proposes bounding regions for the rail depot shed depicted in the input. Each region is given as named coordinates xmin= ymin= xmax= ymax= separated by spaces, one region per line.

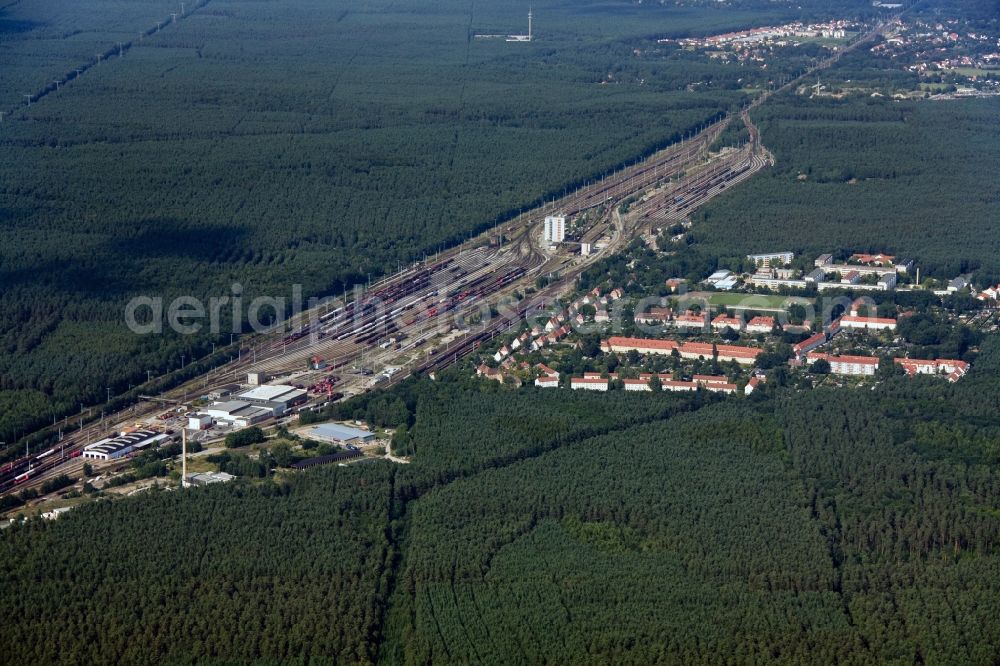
xmin=310 ymin=423 xmax=377 ymax=445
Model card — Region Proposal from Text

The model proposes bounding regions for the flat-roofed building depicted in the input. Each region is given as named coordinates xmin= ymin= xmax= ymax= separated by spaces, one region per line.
xmin=878 ymin=273 xmax=897 ymax=290
xmin=747 ymin=251 xmax=794 ymax=267
xmin=805 ymin=267 xmax=827 ymax=283
xmin=826 ymin=263 xmax=896 ymax=278
xmin=748 ymin=274 xmax=808 ymax=290
xmin=311 ymin=423 xmax=377 ymax=444
xmin=188 ymin=414 xmax=213 ymax=430
xmin=544 ymin=215 xmax=566 ymax=243
xmin=186 ymin=472 xmax=236 ymax=486
xmin=236 ymin=384 xmax=308 ymax=415
xmin=714 ymin=276 xmax=739 ymax=291
xmin=205 ymin=400 xmax=274 ymax=428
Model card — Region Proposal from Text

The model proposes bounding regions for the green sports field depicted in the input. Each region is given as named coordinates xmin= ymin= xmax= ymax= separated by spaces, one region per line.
xmin=683 ymin=291 xmax=809 ymax=311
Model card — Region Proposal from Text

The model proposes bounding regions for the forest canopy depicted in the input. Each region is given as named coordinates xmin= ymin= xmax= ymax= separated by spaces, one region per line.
xmin=3 ymin=337 xmax=1000 ymax=663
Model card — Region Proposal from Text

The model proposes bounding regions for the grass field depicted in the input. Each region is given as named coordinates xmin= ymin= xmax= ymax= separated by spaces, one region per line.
xmin=948 ymin=66 xmax=1000 ymax=77
xmin=684 ymin=291 xmax=806 ymax=311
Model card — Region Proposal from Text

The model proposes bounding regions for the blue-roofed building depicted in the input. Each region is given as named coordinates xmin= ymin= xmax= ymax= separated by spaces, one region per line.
xmin=311 ymin=423 xmax=376 ymax=444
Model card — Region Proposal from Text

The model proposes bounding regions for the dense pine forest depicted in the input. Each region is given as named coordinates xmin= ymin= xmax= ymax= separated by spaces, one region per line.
xmin=694 ymin=94 xmax=1000 ymax=283
xmin=3 ymin=337 xmax=1000 ymax=663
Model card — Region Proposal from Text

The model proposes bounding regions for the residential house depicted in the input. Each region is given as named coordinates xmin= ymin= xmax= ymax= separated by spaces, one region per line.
xmin=745 ymin=316 xmax=776 ymax=334
xmin=793 ymin=332 xmax=827 ymax=359
xmin=476 ymin=364 xmax=505 ymax=383
xmin=635 ymin=307 xmax=673 ymax=325
xmin=623 ymin=379 xmax=652 ymax=392
xmin=894 ymin=358 xmax=969 ymax=382
xmin=711 ymin=314 xmax=744 ymax=331
xmin=675 ymin=312 xmax=708 ymax=330
xmin=807 ymin=352 xmax=879 ymax=376
xmin=570 ymin=376 xmax=610 ymax=391
xmin=840 ymin=315 xmax=896 ymax=332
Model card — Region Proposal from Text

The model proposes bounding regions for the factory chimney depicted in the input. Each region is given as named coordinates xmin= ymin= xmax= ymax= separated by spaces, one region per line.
xmin=181 ymin=428 xmax=188 ymax=488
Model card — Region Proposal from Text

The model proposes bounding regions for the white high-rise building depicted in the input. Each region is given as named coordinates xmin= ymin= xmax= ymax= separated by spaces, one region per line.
xmin=544 ymin=215 xmax=566 ymax=243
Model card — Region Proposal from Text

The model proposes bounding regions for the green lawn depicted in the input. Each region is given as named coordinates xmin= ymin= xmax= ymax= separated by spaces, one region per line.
xmin=949 ymin=67 xmax=1000 ymax=77
xmin=684 ymin=291 xmax=808 ymax=311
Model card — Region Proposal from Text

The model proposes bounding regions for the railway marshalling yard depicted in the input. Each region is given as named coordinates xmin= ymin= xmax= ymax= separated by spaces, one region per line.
xmin=1 ymin=113 xmax=773 ymax=505
xmin=17 ymin=18 xmax=891 ymax=495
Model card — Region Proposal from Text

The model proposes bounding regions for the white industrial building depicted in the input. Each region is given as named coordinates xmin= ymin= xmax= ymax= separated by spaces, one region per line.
xmin=310 ymin=423 xmax=377 ymax=445
xmin=204 ymin=400 xmax=274 ymax=428
xmin=188 ymin=414 xmax=213 ymax=430
xmin=544 ymin=215 xmax=566 ymax=243
xmin=235 ymin=384 xmax=308 ymax=415
xmin=82 ymin=430 xmax=171 ymax=461
xmin=705 ymin=269 xmax=732 ymax=284
xmin=247 ymin=371 xmax=268 ymax=385
xmin=714 ymin=276 xmax=739 ymax=291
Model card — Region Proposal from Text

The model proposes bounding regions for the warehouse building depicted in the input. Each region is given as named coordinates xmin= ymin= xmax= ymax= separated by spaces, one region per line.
xmin=188 ymin=414 xmax=213 ymax=430
xmin=235 ymin=384 xmax=308 ymax=415
xmin=186 ymin=471 xmax=236 ymax=486
xmin=82 ymin=430 xmax=171 ymax=461
xmin=207 ymin=384 xmax=241 ymax=401
xmin=204 ymin=401 xmax=274 ymax=428
xmin=310 ymin=423 xmax=377 ymax=445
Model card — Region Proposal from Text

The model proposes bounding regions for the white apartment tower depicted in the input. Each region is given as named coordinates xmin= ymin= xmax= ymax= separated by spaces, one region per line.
xmin=544 ymin=215 xmax=566 ymax=243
